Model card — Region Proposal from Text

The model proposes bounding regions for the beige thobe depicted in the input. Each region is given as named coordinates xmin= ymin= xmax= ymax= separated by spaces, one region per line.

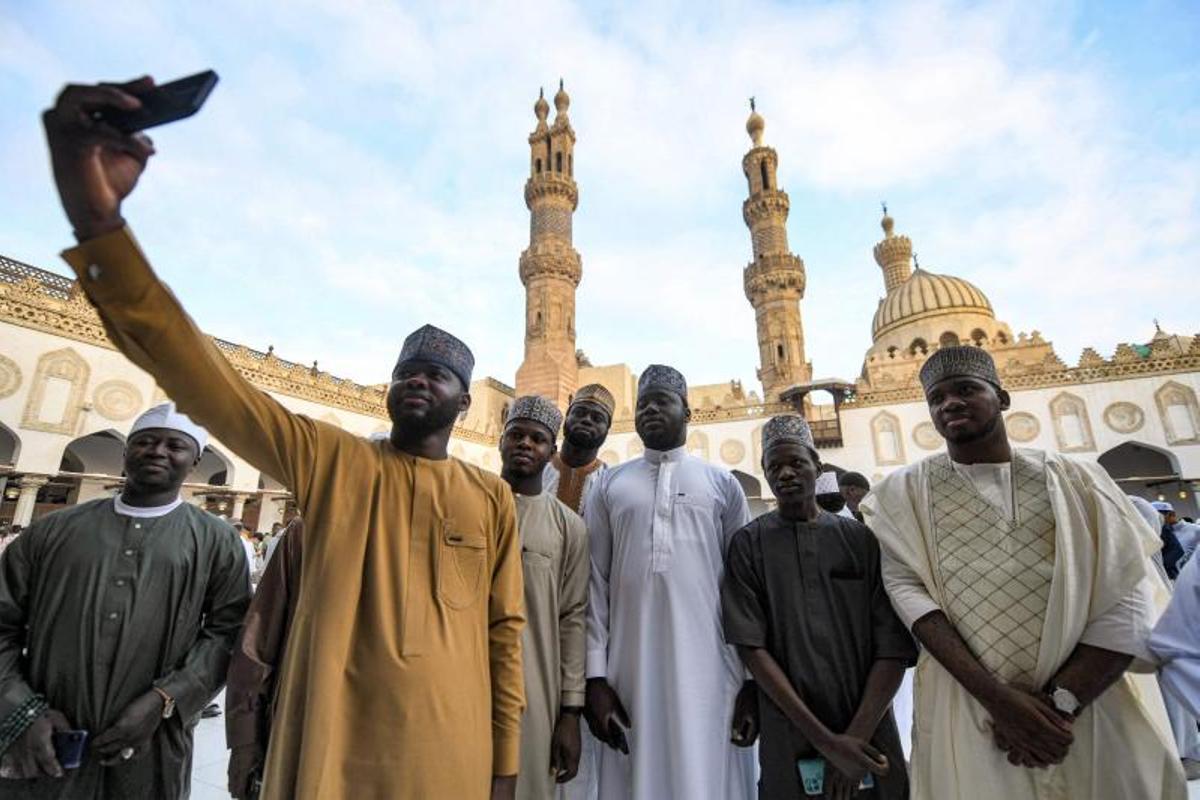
xmin=515 ymin=491 xmax=588 ymax=800
xmin=61 ymin=228 xmax=526 ymax=799
xmin=863 ymin=448 xmax=1185 ymax=800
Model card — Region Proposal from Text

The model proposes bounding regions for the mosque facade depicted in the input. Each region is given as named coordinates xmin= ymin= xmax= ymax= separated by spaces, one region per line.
xmin=1 ymin=87 xmax=1197 ymax=528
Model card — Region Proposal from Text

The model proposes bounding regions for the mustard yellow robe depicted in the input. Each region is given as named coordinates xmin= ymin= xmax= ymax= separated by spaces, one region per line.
xmin=62 ymin=229 xmax=525 ymax=799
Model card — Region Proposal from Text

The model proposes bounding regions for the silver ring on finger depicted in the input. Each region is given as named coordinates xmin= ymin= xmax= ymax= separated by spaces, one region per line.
xmin=120 ymin=747 xmax=134 ymax=761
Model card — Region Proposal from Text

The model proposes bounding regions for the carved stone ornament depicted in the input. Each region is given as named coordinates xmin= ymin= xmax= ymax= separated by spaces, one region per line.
xmin=93 ymin=379 xmax=143 ymax=421
xmin=911 ymin=421 xmax=943 ymax=450
xmin=720 ymin=439 xmax=747 ymax=465
xmin=1102 ymin=402 xmax=1145 ymax=434
xmin=22 ymin=347 xmax=90 ymax=435
xmin=1006 ymin=411 xmax=1041 ymax=443
xmin=0 ymin=355 xmax=22 ymax=398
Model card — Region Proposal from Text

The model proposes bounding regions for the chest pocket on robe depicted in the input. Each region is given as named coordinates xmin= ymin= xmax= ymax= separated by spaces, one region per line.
xmin=437 ymin=526 xmax=488 ymax=610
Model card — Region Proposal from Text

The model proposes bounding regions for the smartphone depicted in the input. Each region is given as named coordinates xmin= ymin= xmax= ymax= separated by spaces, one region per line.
xmin=796 ymin=758 xmax=875 ymax=796
xmin=51 ymin=729 xmax=88 ymax=770
xmin=94 ymin=70 xmax=219 ymax=134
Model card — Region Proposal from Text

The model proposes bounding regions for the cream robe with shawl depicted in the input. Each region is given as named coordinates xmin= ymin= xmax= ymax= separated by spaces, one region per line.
xmin=862 ymin=449 xmax=1185 ymax=800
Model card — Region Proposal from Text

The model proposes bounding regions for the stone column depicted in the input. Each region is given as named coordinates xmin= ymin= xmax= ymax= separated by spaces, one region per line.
xmin=231 ymin=494 xmax=247 ymax=520
xmin=13 ymin=477 xmax=50 ymax=527
xmin=257 ymin=495 xmax=287 ymax=533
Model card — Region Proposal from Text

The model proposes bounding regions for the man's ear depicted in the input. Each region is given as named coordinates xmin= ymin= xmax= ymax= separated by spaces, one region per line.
xmin=997 ymin=389 xmax=1012 ymax=411
xmin=459 ymin=391 xmax=472 ymax=416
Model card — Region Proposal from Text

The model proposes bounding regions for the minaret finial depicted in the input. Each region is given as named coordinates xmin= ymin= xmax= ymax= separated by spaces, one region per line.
xmin=913 ymin=252 xmax=920 ymax=269
xmin=1154 ymin=318 xmax=1162 ymax=333
xmin=750 ymin=96 xmax=756 ymax=112
xmin=746 ymin=97 xmax=765 ymax=146
xmin=881 ymin=201 xmax=887 ymax=215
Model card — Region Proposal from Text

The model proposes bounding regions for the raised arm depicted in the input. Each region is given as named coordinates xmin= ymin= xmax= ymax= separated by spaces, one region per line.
xmin=43 ymin=79 xmax=325 ymax=505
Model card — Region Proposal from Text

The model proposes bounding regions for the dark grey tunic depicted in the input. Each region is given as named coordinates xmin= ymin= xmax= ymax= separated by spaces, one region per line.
xmin=0 ymin=498 xmax=250 ymax=799
xmin=722 ymin=510 xmax=916 ymax=799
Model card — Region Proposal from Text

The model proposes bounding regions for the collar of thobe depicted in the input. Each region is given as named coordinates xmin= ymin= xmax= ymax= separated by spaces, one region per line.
xmin=643 ymin=444 xmax=686 ymax=464
xmin=113 ymin=494 xmax=183 ymax=518
xmin=643 ymin=445 xmax=686 ymax=572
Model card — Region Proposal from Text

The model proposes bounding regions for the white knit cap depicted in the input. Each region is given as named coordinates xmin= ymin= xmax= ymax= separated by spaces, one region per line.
xmin=128 ymin=402 xmax=208 ymax=453
xmin=815 ymin=471 xmax=841 ymax=495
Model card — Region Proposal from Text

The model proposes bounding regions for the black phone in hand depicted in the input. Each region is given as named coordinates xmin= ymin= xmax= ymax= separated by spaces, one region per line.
xmin=51 ymin=729 xmax=88 ymax=770
xmin=95 ymin=70 xmax=219 ymax=134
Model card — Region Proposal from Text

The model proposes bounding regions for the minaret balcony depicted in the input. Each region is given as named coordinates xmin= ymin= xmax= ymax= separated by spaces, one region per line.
xmin=525 ymin=175 xmax=578 ymax=208
xmin=742 ymin=192 xmax=791 ymax=226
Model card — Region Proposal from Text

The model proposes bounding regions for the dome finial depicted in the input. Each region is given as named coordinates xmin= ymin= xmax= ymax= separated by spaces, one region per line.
xmin=534 ymin=87 xmax=549 ymax=122
xmin=880 ymin=201 xmax=894 ymax=236
xmin=913 ymin=252 xmax=920 ymax=270
xmin=746 ymin=96 xmax=765 ymax=147
xmin=554 ymin=79 xmax=570 ymax=114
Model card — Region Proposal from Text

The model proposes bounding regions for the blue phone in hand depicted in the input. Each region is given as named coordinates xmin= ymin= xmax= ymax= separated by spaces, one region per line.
xmin=797 ymin=758 xmax=875 ymax=796
xmin=52 ymin=730 xmax=88 ymax=769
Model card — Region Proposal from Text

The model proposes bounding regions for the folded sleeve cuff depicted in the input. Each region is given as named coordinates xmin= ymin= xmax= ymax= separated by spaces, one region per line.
xmin=155 ymin=671 xmax=208 ymax=723
xmin=492 ymin=732 xmax=521 ymax=776
xmin=560 ymin=689 xmax=586 ymax=708
xmin=586 ymin=650 xmax=607 ymax=679
xmin=61 ymin=226 xmax=158 ymax=305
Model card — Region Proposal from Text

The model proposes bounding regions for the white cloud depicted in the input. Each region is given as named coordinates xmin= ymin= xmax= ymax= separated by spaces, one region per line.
xmin=1 ymin=0 xmax=1196 ymax=393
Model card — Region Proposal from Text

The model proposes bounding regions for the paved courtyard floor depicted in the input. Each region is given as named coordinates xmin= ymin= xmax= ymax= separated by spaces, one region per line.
xmin=187 ymin=691 xmax=1200 ymax=799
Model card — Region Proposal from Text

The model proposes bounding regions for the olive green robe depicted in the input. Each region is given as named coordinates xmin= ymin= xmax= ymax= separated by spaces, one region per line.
xmin=0 ymin=499 xmax=251 ymax=799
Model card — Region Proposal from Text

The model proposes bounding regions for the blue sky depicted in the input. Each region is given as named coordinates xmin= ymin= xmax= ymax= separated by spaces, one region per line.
xmin=2 ymin=0 xmax=1197 ymax=391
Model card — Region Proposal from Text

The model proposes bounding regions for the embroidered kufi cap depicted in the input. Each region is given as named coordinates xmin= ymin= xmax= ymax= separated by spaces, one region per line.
xmin=761 ymin=414 xmax=815 ymax=453
xmin=638 ymin=364 xmax=687 ymax=401
xmin=393 ymin=324 xmax=475 ymax=389
xmin=815 ymin=471 xmax=841 ymax=495
xmin=129 ymin=402 xmax=208 ymax=453
xmin=571 ymin=383 xmax=616 ymax=420
xmin=505 ymin=395 xmax=563 ymax=437
xmin=919 ymin=345 xmax=1001 ymax=394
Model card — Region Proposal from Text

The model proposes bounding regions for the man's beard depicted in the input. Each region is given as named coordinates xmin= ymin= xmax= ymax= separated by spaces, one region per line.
xmin=565 ymin=425 xmax=606 ymax=450
xmin=393 ymin=397 xmax=462 ymax=437
xmin=943 ymin=411 xmax=1002 ymax=444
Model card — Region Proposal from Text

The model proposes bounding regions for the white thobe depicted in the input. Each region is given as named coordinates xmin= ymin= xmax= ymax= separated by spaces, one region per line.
xmin=585 ymin=445 xmax=755 ymax=800
xmin=864 ymin=449 xmax=1185 ymax=800
xmin=1151 ymin=554 xmax=1200 ymax=719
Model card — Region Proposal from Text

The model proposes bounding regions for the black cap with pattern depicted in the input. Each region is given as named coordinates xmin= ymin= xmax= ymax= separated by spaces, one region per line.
xmin=919 ymin=345 xmax=1001 ymax=394
xmin=393 ymin=324 xmax=474 ymax=389
xmin=638 ymin=364 xmax=688 ymax=401
xmin=505 ymin=395 xmax=563 ymax=437
xmin=761 ymin=414 xmax=816 ymax=453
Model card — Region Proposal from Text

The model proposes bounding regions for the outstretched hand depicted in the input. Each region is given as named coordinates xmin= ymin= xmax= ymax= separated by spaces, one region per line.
xmin=43 ymin=77 xmax=157 ymax=240
xmin=584 ymin=678 xmax=631 ymax=754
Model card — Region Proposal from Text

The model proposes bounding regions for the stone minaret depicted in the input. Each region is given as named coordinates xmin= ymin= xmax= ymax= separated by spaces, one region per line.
xmin=873 ymin=205 xmax=913 ymax=293
xmin=515 ymin=81 xmax=581 ymax=408
xmin=741 ymin=101 xmax=811 ymax=400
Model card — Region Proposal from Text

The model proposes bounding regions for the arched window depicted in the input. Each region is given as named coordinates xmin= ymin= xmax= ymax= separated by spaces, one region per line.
xmin=776 ymin=343 xmax=785 ymax=362
xmin=760 ymin=161 xmax=770 ymax=190
xmin=939 ymin=331 xmax=960 ymax=348
xmin=886 ymin=346 xmax=898 ymax=359
xmin=535 ymin=158 xmax=542 ymax=174
xmin=555 ymin=152 xmax=563 ymax=172
xmin=909 ymin=338 xmax=928 ymax=356
xmin=971 ymin=328 xmax=987 ymax=346
xmin=996 ymin=332 xmax=1009 ymax=345
xmin=568 ymin=154 xmax=573 ymax=176
xmin=1155 ymin=381 xmax=1200 ymax=445
xmin=1049 ymin=392 xmax=1096 ymax=452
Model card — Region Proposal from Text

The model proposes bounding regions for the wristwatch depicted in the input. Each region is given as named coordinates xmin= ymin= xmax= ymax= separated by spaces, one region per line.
xmin=1049 ymin=686 xmax=1080 ymax=717
xmin=152 ymin=686 xmax=176 ymax=719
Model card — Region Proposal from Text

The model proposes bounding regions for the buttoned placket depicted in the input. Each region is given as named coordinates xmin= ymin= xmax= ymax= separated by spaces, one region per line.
xmin=795 ymin=521 xmax=829 ymax=655
xmin=650 ymin=455 xmax=678 ymax=573
xmin=97 ymin=515 xmax=149 ymax=676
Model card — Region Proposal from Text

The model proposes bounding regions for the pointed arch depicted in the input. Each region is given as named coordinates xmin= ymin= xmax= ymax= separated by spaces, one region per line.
xmin=870 ymin=410 xmax=906 ymax=466
xmin=1155 ymin=381 xmax=1200 ymax=445
xmin=197 ymin=444 xmax=235 ymax=486
xmin=1049 ymin=391 xmax=1095 ymax=452
xmin=22 ymin=347 xmax=90 ymax=435
xmin=0 ymin=421 xmax=20 ymax=466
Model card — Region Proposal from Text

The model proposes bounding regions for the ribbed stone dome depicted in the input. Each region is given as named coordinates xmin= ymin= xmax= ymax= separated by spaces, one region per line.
xmin=872 ymin=268 xmax=994 ymax=339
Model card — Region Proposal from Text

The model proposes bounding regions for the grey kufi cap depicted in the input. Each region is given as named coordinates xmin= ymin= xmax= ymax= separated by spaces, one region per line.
xmin=919 ymin=345 xmax=1001 ymax=394
xmin=761 ymin=414 xmax=815 ymax=453
xmin=638 ymin=364 xmax=688 ymax=401
xmin=393 ymin=324 xmax=474 ymax=389
xmin=129 ymin=402 xmax=208 ymax=453
xmin=505 ymin=395 xmax=563 ymax=437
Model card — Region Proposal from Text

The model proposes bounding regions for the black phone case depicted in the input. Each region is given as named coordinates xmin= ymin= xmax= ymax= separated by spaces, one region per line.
xmin=52 ymin=730 xmax=88 ymax=769
xmin=97 ymin=70 xmax=219 ymax=134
